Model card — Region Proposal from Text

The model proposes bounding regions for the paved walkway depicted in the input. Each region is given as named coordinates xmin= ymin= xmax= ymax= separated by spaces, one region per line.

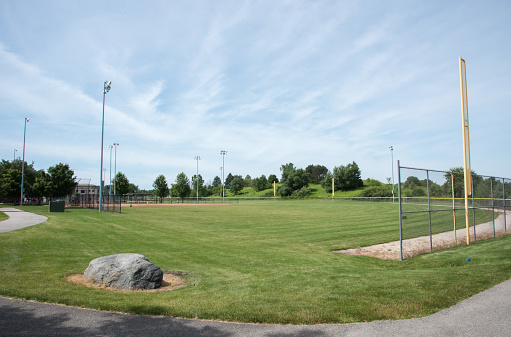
xmin=1 ymin=207 xmax=510 ymax=336
xmin=0 ymin=207 xmax=48 ymax=233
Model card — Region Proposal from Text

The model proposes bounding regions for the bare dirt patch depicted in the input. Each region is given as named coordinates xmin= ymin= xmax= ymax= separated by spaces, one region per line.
xmin=335 ymin=210 xmax=511 ymax=260
xmin=67 ymin=270 xmax=187 ymax=292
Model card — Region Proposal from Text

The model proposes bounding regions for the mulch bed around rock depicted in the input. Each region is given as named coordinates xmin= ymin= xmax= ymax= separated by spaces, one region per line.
xmin=67 ymin=270 xmax=187 ymax=292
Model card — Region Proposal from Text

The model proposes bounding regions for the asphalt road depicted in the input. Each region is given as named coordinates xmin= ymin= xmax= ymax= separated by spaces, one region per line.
xmin=1 ymin=207 xmax=510 ymax=336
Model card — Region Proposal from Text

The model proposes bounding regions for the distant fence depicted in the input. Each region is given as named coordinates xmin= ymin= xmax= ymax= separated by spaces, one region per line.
xmin=75 ymin=194 xmax=121 ymax=213
xmin=398 ymin=161 xmax=511 ymax=260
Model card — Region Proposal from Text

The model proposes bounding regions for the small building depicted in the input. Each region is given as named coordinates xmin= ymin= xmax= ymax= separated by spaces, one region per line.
xmin=75 ymin=184 xmax=100 ymax=197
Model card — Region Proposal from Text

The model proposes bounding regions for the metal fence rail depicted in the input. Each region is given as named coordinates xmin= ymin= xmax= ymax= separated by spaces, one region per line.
xmin=398 ymin=161 xmax=510 ymax=260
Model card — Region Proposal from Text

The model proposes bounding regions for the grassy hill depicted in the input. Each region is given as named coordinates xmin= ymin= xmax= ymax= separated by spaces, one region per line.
xmin=222 ymin=182 xmax=374 ymax=199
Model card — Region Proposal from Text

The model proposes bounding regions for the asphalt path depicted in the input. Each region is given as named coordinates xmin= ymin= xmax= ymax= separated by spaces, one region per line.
xmin=0 ymin=207 xmax=48 ymax=233
xmin=1 ymin=207 xmax=510 ymax=336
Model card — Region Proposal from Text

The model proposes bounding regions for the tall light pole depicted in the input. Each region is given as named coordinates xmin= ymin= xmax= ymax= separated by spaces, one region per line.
xmin=20 ymin=118 xmax=29 ymax=205
xmin=390 ymin=146 xmax=394 ymax=203
xmin=99 ymin=81 xmax=111 ymax=212
xmin=220 ymin=150 xmax=227 ymax=204
xmin=113 ymin=143 xmax=119 ymax=194
xmin=108 ymin=145 xmax=113 ymax=195
xmin=195 ymin=156 xmax=200 ymax=203
xmin=13 ymin=149 xmax=17 ymax=162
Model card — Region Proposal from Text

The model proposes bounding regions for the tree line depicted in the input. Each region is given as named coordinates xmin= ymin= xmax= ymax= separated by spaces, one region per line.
xmin=150 ymin=162 xmax=364 ymax=201
xmin=0 ymin=159 xmax=77 ymax=202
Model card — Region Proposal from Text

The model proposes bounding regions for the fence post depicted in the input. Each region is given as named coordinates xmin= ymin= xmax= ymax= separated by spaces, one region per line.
xmin=491 ymin=177 xmax=495 ymax=237
xmin=504 ymin=178 xmax=507 ymax=232
xmin=427 ymin=170 xmax=432 ymax=252
xmin=472 ymin=177 xmax=476 ymax=242
xmin=452 ymin=174 xmax=457 ymax=245
xmin=398 ymin=160 xmax=403 ymax=261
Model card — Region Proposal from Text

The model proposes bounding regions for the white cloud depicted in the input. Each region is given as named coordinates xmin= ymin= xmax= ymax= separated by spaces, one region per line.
xmin=0 ymin=1 xmax=510 ymax=189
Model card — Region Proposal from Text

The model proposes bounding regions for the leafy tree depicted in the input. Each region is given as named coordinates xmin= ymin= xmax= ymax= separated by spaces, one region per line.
xmin=212 ymin=176 xmax=222 ymax=187
xmin=268 ymin=174 xmax=279 ymax=184
xmin=244 ymin=175 xmax=252 ymax=187
xmin=252 ymin=175 xmax=269 ymax=192
xmin=305 ymin=164 xmax=328 ymax=184
xmin=32 ymin=170 xmax=50 ymax=198
xmin=153 ymin=174 xmax=169 ymax=203
xmin=279 ymin=163 xmax=309 ymax=197
xmin=443 ymin=167 xmax=480 ymax=198
xmin=280 ymin=163 xmax=296 ymax=183
xmin=171 ymin=172 xmax=191 ymax=201
xmin=225 ymin=173 xmax=234 ymax=187
xmin=0 ymin=159 xmax=38 ymax=200
xmin=230 ymin=177 xmax=244 ymax=195
xmin=128 ymin=183 xmax=140 ymax=194
xmin=191 ymin=174 xmax=205 ymax=197
xmin=322 ymin=162 xmax=363 ymax=192
xmin=113 ymin=172 xmax=130 ymax=195
xmin=46 ymin=163 xmax=77 ymax=199
xmin=1 ymin=168 xmax=22 ymax=199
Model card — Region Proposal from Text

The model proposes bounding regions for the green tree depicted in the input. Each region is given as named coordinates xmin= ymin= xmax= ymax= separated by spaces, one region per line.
xmin=443 ymin=167 xmax=479 ymax=198
xmin=46 ymin=163 xmax=77 ymax=199
xmin=1 ymin=168 xmax=22 ymax=199
xmin=212 ymin=176 xmax=222 ymax=187
xmin=268 ymin=174 xmax=279 ymax=184
xmin=322 ymin=162 xmax=363 ymax=192
xmin=113 ymin=172 xmax=130 ymax=195
xmin=32 ymin=170 xmax=50 ymax=198
xmin=230 ymin=177 xmax=244 ymax=195
xmin=305 ymin=164 xmax=328 ymax=184
xmin=152 ymin=174 xmax=169 ymax=203
xmin=0 ymin=159 xmax=38 ymax=200
xmin=225 ymin=173 xmax=234 ymax=187
xmin=279 ymin=163 xmax=309 ymax=197
xmin=191 ymin=174 xmax=205 ymax=197
xmin=252 ymin=175 xmax=269 ymax=192
xmin=171 ymin=172 xmax=191 ymax=201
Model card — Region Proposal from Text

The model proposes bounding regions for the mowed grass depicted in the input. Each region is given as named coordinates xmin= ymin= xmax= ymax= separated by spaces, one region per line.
xmin=1 ymin=201 xmax=511 ymax=324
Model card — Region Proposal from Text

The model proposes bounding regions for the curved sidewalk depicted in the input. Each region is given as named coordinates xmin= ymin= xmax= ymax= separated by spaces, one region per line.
xmin=0 ymin=207 xmax=510 ymax=336
xmin=0 ymin=207 xmax=48 ymax=233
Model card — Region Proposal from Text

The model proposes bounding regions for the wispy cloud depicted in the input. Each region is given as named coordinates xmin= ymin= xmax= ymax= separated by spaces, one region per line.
xmin=1 ymin=1 xmax=510 ymax=188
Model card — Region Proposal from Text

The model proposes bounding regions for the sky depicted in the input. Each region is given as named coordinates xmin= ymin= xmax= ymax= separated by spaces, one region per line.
xmin=0 ymin=0 xmax=510 ymax=190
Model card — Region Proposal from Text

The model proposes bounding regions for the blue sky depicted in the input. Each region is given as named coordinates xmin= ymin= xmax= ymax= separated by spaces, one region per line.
xmin=1 ymin=0 xmax=510 ymax=190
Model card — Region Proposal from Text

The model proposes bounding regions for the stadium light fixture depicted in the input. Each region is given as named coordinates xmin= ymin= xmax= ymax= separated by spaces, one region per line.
xmin=99 ymin=81 xmax=111 ymax=212
xmin=20 ymin=117 xmax=29 ymax=206
xmin=13 ymin=149 xmax=17 ymax=162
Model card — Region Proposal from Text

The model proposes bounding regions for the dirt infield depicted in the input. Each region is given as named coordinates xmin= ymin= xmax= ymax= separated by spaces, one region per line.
xmin=124 ymin=202 xmax=228 ymax=207
xmin=335 ymin=210 xmax=511 ymax=260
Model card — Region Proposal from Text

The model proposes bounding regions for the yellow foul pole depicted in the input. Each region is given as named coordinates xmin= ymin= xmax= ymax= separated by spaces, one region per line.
xmin=459 ymin=57 xmax=472 ymax=245
xmin=332 ymin=178 xmax=334 ymax=200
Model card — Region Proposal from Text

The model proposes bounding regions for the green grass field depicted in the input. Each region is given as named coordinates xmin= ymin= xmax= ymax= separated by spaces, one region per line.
xmin=1 ymin=201 xmax=510 ymax=324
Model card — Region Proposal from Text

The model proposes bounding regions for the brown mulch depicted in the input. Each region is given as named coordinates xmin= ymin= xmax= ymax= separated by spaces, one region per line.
xmin=66 ymin=271 xmax=187 ymax=292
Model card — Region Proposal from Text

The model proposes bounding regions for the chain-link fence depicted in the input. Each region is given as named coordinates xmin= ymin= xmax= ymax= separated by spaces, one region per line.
xmin=75 ymin=193 xmax=121 ymax=213
xmin=398 ymin=161 xmax=510 ymax=260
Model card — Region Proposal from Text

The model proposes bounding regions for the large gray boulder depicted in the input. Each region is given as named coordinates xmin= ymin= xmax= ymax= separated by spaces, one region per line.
xmin=83 ymin=253 xmax=163 ymax=290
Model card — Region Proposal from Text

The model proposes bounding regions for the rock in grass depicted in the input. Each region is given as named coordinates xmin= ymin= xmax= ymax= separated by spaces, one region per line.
xmin=83 ymin=254 xmax=163 ymax=290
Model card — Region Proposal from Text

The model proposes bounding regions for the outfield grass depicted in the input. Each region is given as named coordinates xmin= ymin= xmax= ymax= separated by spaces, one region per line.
xmin=0 ymin=201 xmax=510 ymax=324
